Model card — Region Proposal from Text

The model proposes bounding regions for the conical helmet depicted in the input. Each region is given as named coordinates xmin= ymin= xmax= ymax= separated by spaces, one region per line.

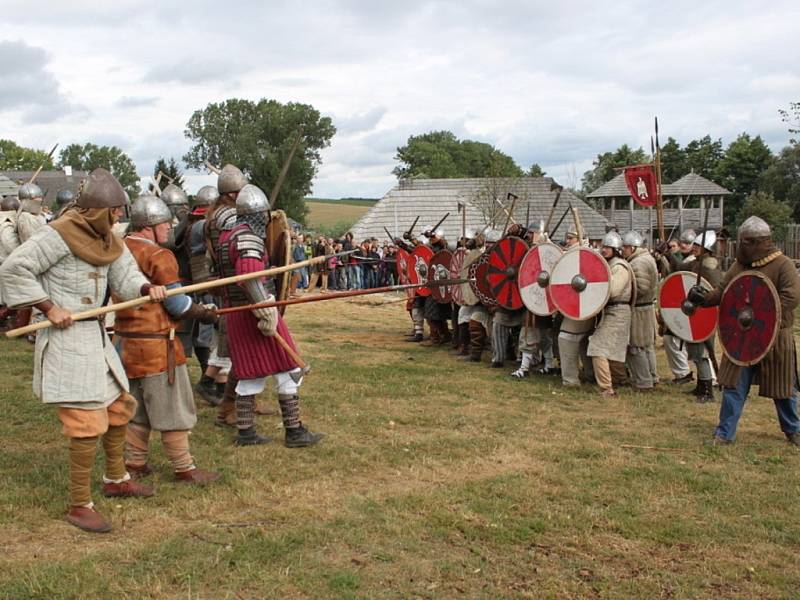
xmin=18 ymin=182 xmax=43 ymax=201
xmin=217 ymin=164 xmax=248 ymax=194
xmin=602 ymin=231 xmax=623 ymax=250
xmin=130 ymin=195 xmax=173 ymax=228
xmin=621 ymin=230 xmax=644 ymax=248
xmin=738 ymin=216 xmax=770 ymax=239
xmin=1 ymin=196 xmax=19 ymax=211
xmin=194 ymin=185 xmax=219 ymax=207
xmin=160 ymin=183 xmax=188 ymax=207
xmin=235 ymin=184 xmax=270 ymax=215
xmin=76 ymin=168 xmax=128 ymax=209
xmin=56 ymin=189 xmax=75 ymax=206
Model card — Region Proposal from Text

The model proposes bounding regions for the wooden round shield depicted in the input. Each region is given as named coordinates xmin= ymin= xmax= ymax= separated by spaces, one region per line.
xmin=550 ymin=247 xmax=610 ymax=320
xmin=519 ymin=242 xmax=562 ymax=316
xmin=407 ymin=245 xmax=434 ymax=297
xmin=718 ymin=270 xmax=780 ymax=366
xmin=469 ymin=251 xmax=498 ymax=307
xmin=456 ymin=249 xmax=482 ymax=306
xmin=486 ymin=236 xmax=529 ymax=310
xmin=429 ymin=250 xmax=453 ymax=303
xmin=658 ymin=271 xmax=718 ymax=343
xmin=396 ymin=247 xmax=414 ymax=298
xmin=266 ymin=209 xmax=292 ymax=315
xmin=450 ymin=248 xmax=466 ymax=305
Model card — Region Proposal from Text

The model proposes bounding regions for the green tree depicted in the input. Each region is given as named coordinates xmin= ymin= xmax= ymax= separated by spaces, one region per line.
xmin=759 ymin=144 xmax=800 ymax=220
xmin=392 ymin=130 xmax=523 ymax=179
xmin=684 ymin=135 xmax=724 ymax=179
xmin=527 ymin=163 xmax=546 ymax=177
xmin=714 ymin=133 xmax=774 ymax=225
xmin=581 ymin=144 xmax=648 ymax=193
xmin=184 ymin=98 xmax=335 ymax=223
xmin=59 ymin=143 xmax=140 ymax=199
xmin=0 ymin=139 xmax=55 ymax=171
xmin=736 ymin=191 xmax=792 ymax=241
xmin=779 ymin=102 xmax=799 ymax=145
xmin=658 ymin=137 xmax=687 ymax=183
xmin=150 ymin=157 xmax=185 ymax=193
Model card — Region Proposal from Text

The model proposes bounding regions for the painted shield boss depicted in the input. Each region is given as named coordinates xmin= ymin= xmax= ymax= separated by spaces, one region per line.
xmin=718 ymin=270 xmax=780 ymax=366
xmin=407 ymin=245 xmax=434 ymax=297
xmin=550 ymin=247 xmax=610 ymax=320
xmin=658 ymin=271 xmax=718 ymax=343
xmin=486 ymin=236 xmax=529 ymax=310
xmin=430 ymin=250 xmax=453 ymax=303
xmin=519 ymin=242 xmax=562 ymax=316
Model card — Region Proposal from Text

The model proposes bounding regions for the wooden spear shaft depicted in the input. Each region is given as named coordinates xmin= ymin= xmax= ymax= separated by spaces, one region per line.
xmin=5 ymin=253 xmax=345 ymax=338
xmin=216 ymin=279 xmax=470 ymax=314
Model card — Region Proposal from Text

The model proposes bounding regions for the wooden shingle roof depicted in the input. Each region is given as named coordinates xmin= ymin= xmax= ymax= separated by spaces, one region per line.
xmin=0 ymin=175 xmax=18 ymax=198
xmin=350 ymin=177 xmax=610 ymax=242
xmin=587 ymin=172 xmax=731 ymax=199
xmin=0 ymin=169 xmax=89 ymax=206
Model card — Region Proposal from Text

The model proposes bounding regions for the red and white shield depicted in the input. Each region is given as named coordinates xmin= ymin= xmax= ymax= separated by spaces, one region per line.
xmin=449 ymin=248 xmax=467 ymax=305
xmin=396 ymin=248 xmax=415 ymax=298
xmin=486 ymin=236 xmax=529 ymax=310
xmin=518 ymin=242 xmax=562 ymax=316
xmin=658 ymin=271 xmax=718 ymax=343
xmin=430 ymin=250 xmax=453 ymax=303
xmin=550 ymin=247 xmax=610 ymax=320
xmin=407 ymin=245 xmax=434 ymax=297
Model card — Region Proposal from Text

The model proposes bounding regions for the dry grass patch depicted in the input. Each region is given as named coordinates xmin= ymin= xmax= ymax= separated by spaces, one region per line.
xmin=1 ymin=294 xmax=799 ymax=598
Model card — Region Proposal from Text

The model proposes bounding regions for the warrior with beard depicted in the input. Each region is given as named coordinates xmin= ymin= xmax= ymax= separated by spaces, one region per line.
xmin=218 ymin=184 xmax=324 ymax=447
xmin=688 ymin=216 xmax=800 ymax=446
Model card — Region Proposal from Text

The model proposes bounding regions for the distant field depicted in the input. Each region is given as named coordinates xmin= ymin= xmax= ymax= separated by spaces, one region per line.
xmin=306 ymin=200 xmax=372 ymax=229
xmin=305 ymin=197 xmax=378 ymax=207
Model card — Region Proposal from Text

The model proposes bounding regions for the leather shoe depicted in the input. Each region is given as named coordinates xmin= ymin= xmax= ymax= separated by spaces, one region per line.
xmin=705 ymin=435 xmax=732 ymax=446
xmin=786 ymin=433 xmax=800 ymax=447
xmin=175 ymin=468 xmax=222 ymax=484
xmin=285 ymin=424 xmax=325 ymax=448
xmin=670 ymin=373 xmax=694 ymax=385
xmin=65 ymin=506 xmax=112 ymax=533
xmin=102 ymin=479 xmax=155 ymax=498
xmin=125 ymin=463 xmax=154 ymax=479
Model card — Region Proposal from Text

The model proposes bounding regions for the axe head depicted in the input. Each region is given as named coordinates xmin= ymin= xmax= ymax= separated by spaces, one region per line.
xmin=290 ymin=365 xmax=311 ymax=383
xmin=550 ymin=180 xmax=563 ymax=192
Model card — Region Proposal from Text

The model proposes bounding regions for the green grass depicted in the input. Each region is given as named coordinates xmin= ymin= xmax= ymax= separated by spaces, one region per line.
xmin=305 ymin=198 xmax=379 ymax=207
xmin=1 ymin=297 xmax=799 ymax=598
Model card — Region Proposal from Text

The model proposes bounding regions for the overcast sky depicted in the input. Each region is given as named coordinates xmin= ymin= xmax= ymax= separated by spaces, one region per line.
xmin=1 ymin=0 xmax=797 ymax=198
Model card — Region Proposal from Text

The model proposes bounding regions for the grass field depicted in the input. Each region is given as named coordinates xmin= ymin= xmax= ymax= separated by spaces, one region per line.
xmin=305 ymin=200 xmax=372 ymax=231
xmin=1 ymin=297 xmax=800 ymax=599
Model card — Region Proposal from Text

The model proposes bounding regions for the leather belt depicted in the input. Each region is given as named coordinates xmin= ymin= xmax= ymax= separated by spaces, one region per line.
xmin=635 ymin=301 xmax=655 ymax=307
xmin=606 ymin=301 xmax=629 ymax=307
xmin=116 ymin=329 xmax=177 ymax=384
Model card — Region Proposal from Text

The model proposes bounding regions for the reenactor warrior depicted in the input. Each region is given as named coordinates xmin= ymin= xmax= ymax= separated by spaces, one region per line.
xmin=0 ymin=168 xmax=166 ymax=533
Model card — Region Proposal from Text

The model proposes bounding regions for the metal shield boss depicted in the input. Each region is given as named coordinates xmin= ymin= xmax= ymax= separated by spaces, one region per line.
xmin=456 ymin=249 xmax=482 ymax=306
xmin=486 ymin=236 xmax=529 ymax=310
xmin=265 ymin=209 xmax=292 ymax=314
xmin=429 ymin=250 xmax=453 ymax=303
xmin=550 ymin=247 xmax=610 ymax=320
xmin=469 ymin=250 xmax=498 ymax=307
xmin=718 ymin=270 xmax=780 ymax=366
xmin=658 ymin=271 xmax=718 ymax=343
xmin=518 ymin=242 xmax=562 ymax=316
xmin=407 ymin=245 xmax=434 ymax=297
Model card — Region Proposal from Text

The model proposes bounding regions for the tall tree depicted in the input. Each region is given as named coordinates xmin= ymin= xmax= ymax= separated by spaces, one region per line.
xmin=683 ymin=135 xmax=724 ymax=179
xmin=778 ymin=102 xmax=800 ymax=145
xmin=759 ymin=144 xmax=800 ymax=220
xmin=658 ymin=137 xmax=687 ymax=184
xmin=59 ymin=143 xmax=140 ymax=199
xmin=184 ymin=98 xmax=335 ymax=223
xmin=581 ymin=144 xmax=648 ymax=193
xmin=714 ymin=133 xmax=774 ymax=224
xmin=393 ymin=130 xmax=523 ymax=179
xmin=735 ymin=191 xmax=792 ymax=241
xmin=0 ymin=139 xmax=55 ymax=171
xmin=150 ymin=157 xmax=185 ymax=193
xmin=527 ymin=163 xmax=546 ymax=177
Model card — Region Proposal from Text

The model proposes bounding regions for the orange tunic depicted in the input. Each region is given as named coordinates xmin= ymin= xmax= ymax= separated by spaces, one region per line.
xmin=113 ymin=236 xmax=187 ymax=379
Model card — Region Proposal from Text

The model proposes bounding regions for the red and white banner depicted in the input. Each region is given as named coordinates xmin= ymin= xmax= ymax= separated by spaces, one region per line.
xmin=623 ymin=165 xmax=658 ymax=207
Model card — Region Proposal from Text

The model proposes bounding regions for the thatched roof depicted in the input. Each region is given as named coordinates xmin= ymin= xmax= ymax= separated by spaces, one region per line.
xmin=586 ymin=172 xmax=731 ymax=199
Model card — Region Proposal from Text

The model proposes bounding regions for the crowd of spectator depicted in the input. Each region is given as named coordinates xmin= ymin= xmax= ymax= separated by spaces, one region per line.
xmin=289 ymin=232 xmax=399 ymax=296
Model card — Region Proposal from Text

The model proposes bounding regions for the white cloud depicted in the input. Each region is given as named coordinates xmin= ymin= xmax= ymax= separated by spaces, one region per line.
xmin=0 ymin=0 xmax=797 ymax=198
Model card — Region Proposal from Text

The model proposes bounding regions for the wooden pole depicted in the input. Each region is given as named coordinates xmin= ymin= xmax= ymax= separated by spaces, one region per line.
xmin=28 ymin=143 xmax=59 ymax=185
xmin=654 ymin=117 xmax=665 ymax=241
xmin=5 ymin=253 xmax=344 ymax=338
xmin=272 ymin=332 xmax=306 ymax=369
xmin=269 ymin=127 xmax=304 ymax=207
xmin=503 ymin=194 xmax=518 ymax=235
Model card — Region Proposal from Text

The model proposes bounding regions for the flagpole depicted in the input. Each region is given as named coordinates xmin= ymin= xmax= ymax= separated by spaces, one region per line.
xmin=654 ymin=117 xmax=665 ymax=242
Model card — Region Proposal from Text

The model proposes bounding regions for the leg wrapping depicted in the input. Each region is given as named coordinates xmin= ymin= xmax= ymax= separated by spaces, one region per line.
xmin=68 ymin=436 xmax=98 ymax=507
xmin=278 ymin=394 xmax=301 ymax=429
xmin=102 ymin=424 xmax=128 ymax=482
xmin=235 ymin=394 xmax=256 ymax=430
xmin=162 ymin=430 xmax=194 ymax=473
xmin=124 ymin=422 xmax=151 ymax=468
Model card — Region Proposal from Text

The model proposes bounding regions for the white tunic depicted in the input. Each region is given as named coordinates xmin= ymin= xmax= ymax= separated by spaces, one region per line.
xmin=0 ymin=226 xmax=148 ymax=408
